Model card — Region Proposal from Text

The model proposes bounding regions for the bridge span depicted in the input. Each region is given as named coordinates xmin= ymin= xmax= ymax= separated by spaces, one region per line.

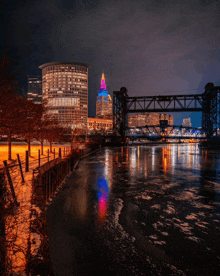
xmin=113 ymin=83 xmax=220 ymax=141
xmin=127 ymin=125 xmax=205 ymax=141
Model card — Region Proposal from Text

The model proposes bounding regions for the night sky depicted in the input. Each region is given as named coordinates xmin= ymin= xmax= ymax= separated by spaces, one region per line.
xmin=1 ymin=0 xmax=220 ymax=126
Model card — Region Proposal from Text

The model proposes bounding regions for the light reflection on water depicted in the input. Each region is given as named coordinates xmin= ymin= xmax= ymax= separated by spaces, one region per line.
xmin=44 ymin=143 xmax=220 ymax=276
xmin=97 ymin=177 xmax=109 ymax=223
xmin=91 ymin=143 xmax=220 ymax=275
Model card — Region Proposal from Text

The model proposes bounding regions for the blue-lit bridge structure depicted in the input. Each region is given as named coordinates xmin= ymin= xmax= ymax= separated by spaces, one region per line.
xmin=127 ymin=125 xmax=206 ymax=141
xmin=113 ymin=83 xmax=220 ymax=142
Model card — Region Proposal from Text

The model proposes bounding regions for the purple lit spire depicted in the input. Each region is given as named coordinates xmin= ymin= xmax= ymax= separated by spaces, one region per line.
xmin=100 ymin=72 xmax=107 ymax=90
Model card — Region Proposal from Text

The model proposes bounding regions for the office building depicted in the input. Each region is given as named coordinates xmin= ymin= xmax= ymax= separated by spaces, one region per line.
xmin=96 ymin=73 xmax=112 ymax=118
xmin=128 ymin=113 xmax=173 ymax=127
xmin=182 ymin=117 xmax=192 ymax=127
xmin=27 ymin=76 xmax=42 ymax=104
xmin=87 ymin=117 xmax=113 ymax=133
xmin=39 ymin=62 xmax=90 ymax=129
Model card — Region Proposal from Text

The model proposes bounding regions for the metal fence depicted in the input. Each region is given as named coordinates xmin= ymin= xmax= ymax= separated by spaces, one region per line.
xmin=32 ymin=156 xmax=75 ymax=204
xmin=0 ymin=145 xmax=100 ymax=275
xmin=32 ymin=146 xmax=100 ymax=207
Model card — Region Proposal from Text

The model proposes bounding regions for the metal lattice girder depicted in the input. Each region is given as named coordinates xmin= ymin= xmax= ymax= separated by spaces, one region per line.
xmin=127 ymin=94 xmax=204 ymax=113
xmin=126 ymin=125 xmax=206 ymax=139
xmin=113 ymin=83 xmax=220 ymax=139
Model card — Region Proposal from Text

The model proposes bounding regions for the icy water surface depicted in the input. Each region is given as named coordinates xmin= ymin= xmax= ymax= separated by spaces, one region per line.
xmin=47 ymin=144 xmax=220 ymax=276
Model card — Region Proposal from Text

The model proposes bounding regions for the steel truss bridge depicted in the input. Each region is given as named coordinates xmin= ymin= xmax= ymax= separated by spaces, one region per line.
xmin=127 ymin=125 xmax=206 ymax=141
xmin=113 ymin=83 xmax=220 ymax=141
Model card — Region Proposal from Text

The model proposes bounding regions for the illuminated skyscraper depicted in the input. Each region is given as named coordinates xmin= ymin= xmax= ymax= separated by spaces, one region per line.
xmin=27 ymin=76 xmax=42 ymax=104
xmin=39 ymin=62 xmax=90 ymax=129
xmin=96 ymin=73 xmax=112 ymax=118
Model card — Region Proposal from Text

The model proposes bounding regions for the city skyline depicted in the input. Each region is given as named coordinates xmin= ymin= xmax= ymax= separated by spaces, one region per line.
xmin=2 ymin=0 xmax=220 ymax=127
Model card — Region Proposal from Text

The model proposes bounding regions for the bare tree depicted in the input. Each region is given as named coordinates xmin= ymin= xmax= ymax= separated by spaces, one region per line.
xmin=42 ymin=117 xmax=67 ymax=153
xmin=18 ymin=100 xmax=43 ymax=156
xmin=0 ymin=53 xmax=22 ymax=160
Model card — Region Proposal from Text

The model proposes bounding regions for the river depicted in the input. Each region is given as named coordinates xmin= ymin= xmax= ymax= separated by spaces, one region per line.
xmin=47 ymin=143 xmax=220 ymax=276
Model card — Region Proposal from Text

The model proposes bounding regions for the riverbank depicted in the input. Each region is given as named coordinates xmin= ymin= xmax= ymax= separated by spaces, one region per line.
xmin=1 ymin=142 xmax=104 ymax=275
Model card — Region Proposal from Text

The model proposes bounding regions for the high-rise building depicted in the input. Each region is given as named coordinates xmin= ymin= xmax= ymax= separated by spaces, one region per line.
xmin=39 ymin=62 xmax=90 ymax=130
xmin=182 ymin=117 xmax=192 ymax=127
xmin=87 ymin=117 xmax=113 ymax=133
xmin=96 ymin=73 xmax=112 ymax=118
xmin=27 ymin=76 xmax=42 ymax=104
xmin=128 ymin=113 xmax=173 ymax=127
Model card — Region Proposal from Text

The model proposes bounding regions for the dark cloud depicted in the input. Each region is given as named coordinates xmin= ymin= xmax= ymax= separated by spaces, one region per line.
xmin=1 ymin=0 xmax=220 ymax=125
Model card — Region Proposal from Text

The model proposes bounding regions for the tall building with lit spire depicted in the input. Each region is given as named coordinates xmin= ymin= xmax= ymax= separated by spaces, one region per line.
xmin=96 ymin=73 xmax=112 ymax=118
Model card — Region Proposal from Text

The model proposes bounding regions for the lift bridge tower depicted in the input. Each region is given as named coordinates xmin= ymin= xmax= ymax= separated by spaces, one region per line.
xmin=202 ymin=83 xmax=220 ymax=138
xmin=113 ymin=87 xmax=128 ymax=142
xmin=113 ymin=83 xmax=220 ymax=141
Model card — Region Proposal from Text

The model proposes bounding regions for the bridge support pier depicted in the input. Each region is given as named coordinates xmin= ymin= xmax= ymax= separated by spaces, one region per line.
xmin=113 ymin=87 xmax=128 ymax=143
xmin=202 ymin=83 xmax=220 ymax=138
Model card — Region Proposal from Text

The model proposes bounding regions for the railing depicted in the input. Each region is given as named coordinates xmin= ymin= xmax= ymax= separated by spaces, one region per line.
xmin=0 ymin=144 xmax=100 ymax=275
xmin=1 ymin=146 xmax=71 ymax=205
xmin=32 ymin=155 xmax=76 ymax=205
xmin=32 ymin=146 xmax=100 ymax=207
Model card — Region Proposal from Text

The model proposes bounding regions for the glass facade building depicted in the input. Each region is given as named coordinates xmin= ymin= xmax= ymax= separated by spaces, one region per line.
xmin=182 ymin=117 xmax=192 ymax=127
xmin=39 ymin=62 xmax=90 ymax=129
xmin=27 ymin=76 xmax=42 ymax=104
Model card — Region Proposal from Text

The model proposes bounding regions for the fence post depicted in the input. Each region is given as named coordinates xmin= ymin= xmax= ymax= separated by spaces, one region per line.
xmin=38 ymin=150 xmax=40 ymax=167
xmin=25 ymin=151 xmax=29 ymax=172
xmin=47 ymin=149 xmax=49 ymax=162
xmin=17 ymin=154 xmax=24 ymax=182
xmin=49 ymin=170 xmax=52 ymax=199
xmin=59 ymin=148 xmax=61 ymax=158
xmin=3 ymin=161 xmax=18 ymax=206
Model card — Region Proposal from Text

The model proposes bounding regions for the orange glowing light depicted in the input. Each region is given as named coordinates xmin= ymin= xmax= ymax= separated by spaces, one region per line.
xmin=162 ymin=148 xmax=168 ymax=173
xmin=164 ymin=157 xmax=167 ymax=167
xmin=1 ymin=143 xmax=70 ymax=274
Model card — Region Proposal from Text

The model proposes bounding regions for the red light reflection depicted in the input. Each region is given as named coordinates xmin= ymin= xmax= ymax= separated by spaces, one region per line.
xmin=97 ymin=177 xmax=109 ymax=224
xmin=98 ymin=195 xmax=108 ymax=222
